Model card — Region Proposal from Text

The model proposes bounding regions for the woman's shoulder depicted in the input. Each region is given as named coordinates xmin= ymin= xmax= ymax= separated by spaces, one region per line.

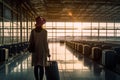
xmin=42 ymin=29 xmax=47 ymax=32
xmin=31 ymin=28 xmax=47 ymax=33
xmin=31 ymin=28 xmax=35 ymax=31
xmin=30 ymin=29 xmax=36 ymax=33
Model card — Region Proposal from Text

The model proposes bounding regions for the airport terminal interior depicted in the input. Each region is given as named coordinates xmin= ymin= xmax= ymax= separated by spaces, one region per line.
xmin=0 ymin=0 xmax=120 ymax=80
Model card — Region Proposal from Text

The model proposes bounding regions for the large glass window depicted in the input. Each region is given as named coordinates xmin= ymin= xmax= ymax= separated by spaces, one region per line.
xmin=4 ymin=6 xmax=11 ymax=20
xmin=0 ymin=17 xmax=2 ymax=44
xmin=0 ymin=2 xmax=2 ymax=17
xmin=99 ymin=23 xmax=107 ymax=37
xmin=22 ymin=21 xmax=25 ymax=42
xmin=12 ymin=13 xmax=18 ymax=43
xmin=45 ymin=22 xmax=120 ymax=41
xmin=3 ymin=6 xmax=12 ymax=44
xmin=3 ymin=19 xmax=12 ymax=44
xmin=18 ymin=17 xmax=21 ymax=42
xmin=28 ymin=18 xmax=32 ymax=41
xmin=0 ymin=3 xmax=3 ymax=44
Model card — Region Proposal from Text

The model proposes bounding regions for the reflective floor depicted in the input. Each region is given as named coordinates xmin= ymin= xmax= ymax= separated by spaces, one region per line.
xmin=0 ymin=42 xmax=120 ymax=80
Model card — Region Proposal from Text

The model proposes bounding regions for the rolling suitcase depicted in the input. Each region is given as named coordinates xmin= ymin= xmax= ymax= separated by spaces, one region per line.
xmin=45 ymin=60 xmax=60 ymax=80
xmin=102 ymin=50 xmax=116 ymax=69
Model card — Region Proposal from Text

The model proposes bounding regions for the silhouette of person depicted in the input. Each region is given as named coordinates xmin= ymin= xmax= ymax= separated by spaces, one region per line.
xmin=28 ymin=16 xmax=50 ymax=80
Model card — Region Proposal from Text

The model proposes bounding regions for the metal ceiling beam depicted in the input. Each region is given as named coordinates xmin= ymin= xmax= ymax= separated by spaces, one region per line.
xmin=28 ymin=0 xmax=120 ymax=22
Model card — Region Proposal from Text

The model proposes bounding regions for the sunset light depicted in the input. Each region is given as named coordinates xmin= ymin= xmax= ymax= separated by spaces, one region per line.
xmin=68 ymin=12 xmax=72 ymax=16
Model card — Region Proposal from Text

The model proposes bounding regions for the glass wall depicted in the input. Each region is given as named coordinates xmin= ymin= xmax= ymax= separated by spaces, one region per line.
xmin=0 ymin=2 xmax=3 ymax=44
xmin=1 ymin=0 xmax=120 ymax=45
xmin=0 ymin=17 xmax=3 ymax=44
xmin=12 ymin=13 xmax=18 ymax=43
xmin=17 ymin=17 xmax=21 ymax=43
xmin=0 ymin=0 xmax=34 ymax=45
xmin=3 ymin=6 xmax=12 ymax=44
xmin=46 ymin=22 xmax=120 ymax=42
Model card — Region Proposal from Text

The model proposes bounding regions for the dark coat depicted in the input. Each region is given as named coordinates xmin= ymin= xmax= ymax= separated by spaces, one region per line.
xmin=28 ymin=29 xmax=49 ymax=66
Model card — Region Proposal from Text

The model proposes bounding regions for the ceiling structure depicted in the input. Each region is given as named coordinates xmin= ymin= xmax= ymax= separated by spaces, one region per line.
xmin=28 ymin=0 xmax=120 ymax=22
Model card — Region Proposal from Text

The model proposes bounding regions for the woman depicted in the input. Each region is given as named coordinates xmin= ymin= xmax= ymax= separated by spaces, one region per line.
xmin=28 ymin=16 xmax=50 ymax=80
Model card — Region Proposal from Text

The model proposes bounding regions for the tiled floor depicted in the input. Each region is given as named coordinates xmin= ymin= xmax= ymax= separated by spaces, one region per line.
xmin=0 ymin=42 xmax=120 ymax=80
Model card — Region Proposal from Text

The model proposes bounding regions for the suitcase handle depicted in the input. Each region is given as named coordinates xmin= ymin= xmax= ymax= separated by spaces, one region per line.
xmin=49 ymin=57 xmax=50 ymax=61
xmin=47 ymin=57 xmax=53 ymax=66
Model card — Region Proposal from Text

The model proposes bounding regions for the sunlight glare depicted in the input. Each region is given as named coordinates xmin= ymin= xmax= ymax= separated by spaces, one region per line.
xmin=68 ymin=12 xmax=72 ymax=16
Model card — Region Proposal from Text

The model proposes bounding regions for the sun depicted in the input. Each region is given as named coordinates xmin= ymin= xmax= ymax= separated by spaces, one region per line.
xmin=68 ymin=12 xmax=72 ymax=16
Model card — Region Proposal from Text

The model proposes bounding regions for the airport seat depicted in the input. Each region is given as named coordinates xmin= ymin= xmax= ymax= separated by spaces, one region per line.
xmin=91 ymin=47 xmax=102 ymax=62
xmin=102 ymin=50 xmax=116 ymax=69
xmin=83 ymin=45 xmax=91 ymax=56
xmin=112 ymin=47 xmax=120 ymax=64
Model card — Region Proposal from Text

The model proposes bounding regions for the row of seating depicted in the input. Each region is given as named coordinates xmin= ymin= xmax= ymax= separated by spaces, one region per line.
xmin=66 ymin=40 xmax=120 ymax=69
xmin=0 ymin=42 xmax=29 ymax=63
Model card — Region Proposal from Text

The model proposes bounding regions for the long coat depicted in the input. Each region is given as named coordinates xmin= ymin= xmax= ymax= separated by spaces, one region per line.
xmin=29 ymin=29 xmax=49 ymax=66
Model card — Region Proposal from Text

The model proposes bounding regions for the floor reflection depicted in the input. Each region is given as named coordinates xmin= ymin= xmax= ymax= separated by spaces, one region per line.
xmin=0 ymin=42 xmax=120 ymax=80
xmin=49 ymin=43 xmax=120 ymax=80
xmin=0 ymin=54 xmax=34 ymax=80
